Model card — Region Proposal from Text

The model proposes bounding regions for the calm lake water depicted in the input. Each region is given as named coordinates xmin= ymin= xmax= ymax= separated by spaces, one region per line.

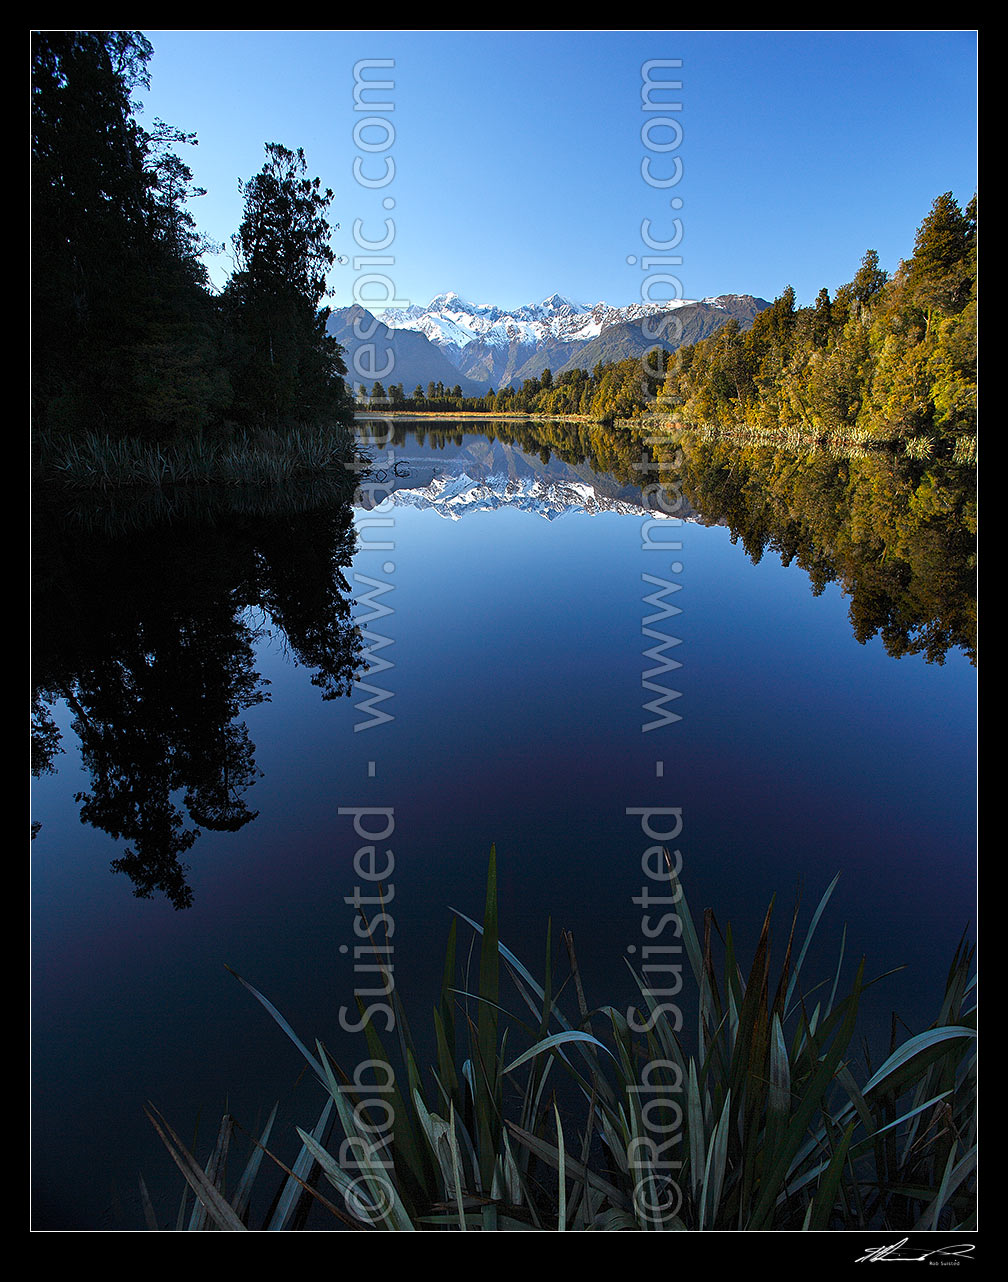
xmin=30 ymin=420 xmax=977 ymax=1230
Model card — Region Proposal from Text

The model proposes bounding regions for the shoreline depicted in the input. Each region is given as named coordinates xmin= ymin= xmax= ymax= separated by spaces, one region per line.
xmin=354 ymin=410 xmax=961 ymax=458
xmin=354 ymin=409 xmax=595 ymax=424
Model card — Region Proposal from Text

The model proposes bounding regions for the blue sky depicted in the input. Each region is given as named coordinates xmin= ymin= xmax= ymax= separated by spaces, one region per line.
xmin=141 ymin=29 xmax=977 ymax=311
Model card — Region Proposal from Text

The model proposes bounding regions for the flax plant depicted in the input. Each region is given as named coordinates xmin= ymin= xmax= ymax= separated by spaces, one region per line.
xmin=148 ymin=850 xmax=976 ymax=1231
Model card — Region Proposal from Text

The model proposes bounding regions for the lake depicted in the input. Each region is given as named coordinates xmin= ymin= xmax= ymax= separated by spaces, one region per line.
xmin=30 ymin=418 xmax=977 ymax=1230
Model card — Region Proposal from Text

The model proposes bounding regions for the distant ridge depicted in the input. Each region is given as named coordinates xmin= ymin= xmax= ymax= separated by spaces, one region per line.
xmin=327 ymin=305 xmax=487 ymax=396
xmin=550 ymin=295 xmax=769 ymax=383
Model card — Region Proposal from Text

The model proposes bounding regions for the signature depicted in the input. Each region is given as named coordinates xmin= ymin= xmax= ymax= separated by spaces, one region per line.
xmin=856 ymin=1238 xmax=975 ymax=1263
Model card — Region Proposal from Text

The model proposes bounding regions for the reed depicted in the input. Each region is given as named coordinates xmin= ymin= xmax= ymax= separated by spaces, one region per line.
xmin=35 ymin=425 xmax=358 ymax=491
xmin=148 ymin=849 xmax=976 ymax=1231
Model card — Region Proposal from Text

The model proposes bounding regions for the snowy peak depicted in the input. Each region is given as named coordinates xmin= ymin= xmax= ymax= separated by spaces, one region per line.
xmin=518 ymin=292 xmax=583 ymax=320
xmin=382 ymin=291 xmax=697 ymax=351
xmin=702 ymin=293 xmax=755 ymax=310
xmin=427 ymin=289 xmax=474 ymax=311
xmin=540 ymin=291 xmax=578 ymax=312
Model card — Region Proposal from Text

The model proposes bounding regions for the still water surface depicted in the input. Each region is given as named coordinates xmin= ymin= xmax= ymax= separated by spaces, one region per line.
xmin=30 ymin=421 xmax=977 ymax=1229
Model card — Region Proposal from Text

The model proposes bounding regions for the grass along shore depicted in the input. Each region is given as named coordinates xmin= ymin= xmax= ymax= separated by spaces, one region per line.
xmin=33 ymin=424 xmax=359 ymax=491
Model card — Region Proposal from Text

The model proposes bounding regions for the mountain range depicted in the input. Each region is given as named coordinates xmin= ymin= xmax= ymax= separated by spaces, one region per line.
xmin=329 ymin=291 xmax=768 ymax=393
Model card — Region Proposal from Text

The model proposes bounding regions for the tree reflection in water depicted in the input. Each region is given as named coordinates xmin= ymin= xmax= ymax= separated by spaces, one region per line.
xmin=31 ymin=479 xmax=365 ymax=908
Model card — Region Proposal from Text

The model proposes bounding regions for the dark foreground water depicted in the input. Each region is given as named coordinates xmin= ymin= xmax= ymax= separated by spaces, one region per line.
xmin=30 ymin=421 xmax=977 ymax=1229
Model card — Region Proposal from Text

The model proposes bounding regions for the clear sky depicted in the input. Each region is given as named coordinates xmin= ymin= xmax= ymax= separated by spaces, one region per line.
xmin=139 ymin=29 xmax=978 ymax=312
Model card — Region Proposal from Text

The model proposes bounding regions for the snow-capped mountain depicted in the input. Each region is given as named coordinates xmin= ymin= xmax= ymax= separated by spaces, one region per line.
xmin=366 ymin=291 xmax=768 ymax=389
xmin=383 ymin=290 xmax=732 ymax=352
xmin=329 ymin=291 xmax=768 ymax=391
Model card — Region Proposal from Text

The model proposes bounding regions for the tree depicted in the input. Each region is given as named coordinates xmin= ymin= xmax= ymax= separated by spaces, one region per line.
xmin=907 ymin=192 xmax=974 ymax=327
xmin=852 ymin=250 xmax=888 ymax=307
xmin=812 ymin=287 xmax=833 ymax=348
xmin=144 ymin=119 xmax=218 ymax=278
xmin=32 ymin=30 xmax=226 ymax=439
xmin=222 ymin=143 xmax=350 ymax=430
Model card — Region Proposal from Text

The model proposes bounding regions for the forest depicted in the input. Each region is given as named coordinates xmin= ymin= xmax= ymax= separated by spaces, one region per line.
xmin=359 ymin=355 xmax=671 ymax=423
xmin=31 ymin=31 xmax=354 ymax=478
xmin=655 ymin=193 xmax=976 ymax=459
